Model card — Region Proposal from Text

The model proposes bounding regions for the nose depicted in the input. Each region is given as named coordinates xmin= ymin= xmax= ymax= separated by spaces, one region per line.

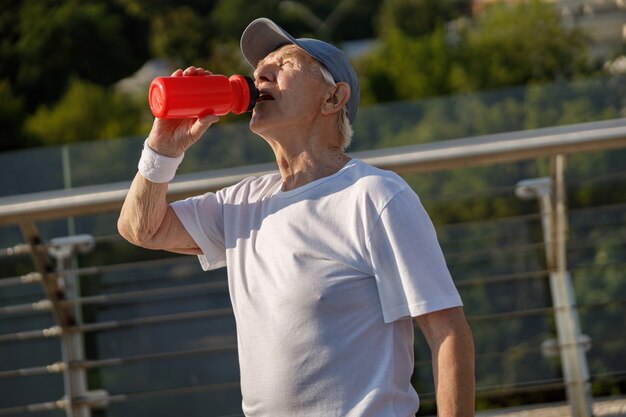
xmin=254 ymin=62 xmax=276 ymax=84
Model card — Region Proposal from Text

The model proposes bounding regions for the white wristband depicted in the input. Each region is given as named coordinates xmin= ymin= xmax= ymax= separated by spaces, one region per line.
xmin=138 ymin=140 xmax=184 ymax=183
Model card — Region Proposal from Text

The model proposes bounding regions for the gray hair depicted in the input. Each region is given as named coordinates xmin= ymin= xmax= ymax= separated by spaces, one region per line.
xmin=316 ymin=64 xmax=354 ymax=151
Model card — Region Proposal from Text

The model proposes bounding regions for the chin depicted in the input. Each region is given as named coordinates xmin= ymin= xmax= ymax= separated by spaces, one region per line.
xmin=249 ymin=115 xmax=262 ymax=134
xmin=249 ymin=111 xmax=273 ymax=135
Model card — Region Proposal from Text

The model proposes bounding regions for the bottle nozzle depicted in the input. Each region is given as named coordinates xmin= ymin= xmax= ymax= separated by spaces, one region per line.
xmin=245 ymin=76 xmax=260 ymax=112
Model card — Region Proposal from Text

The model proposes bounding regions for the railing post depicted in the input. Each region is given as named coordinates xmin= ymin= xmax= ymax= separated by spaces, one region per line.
xmin=47 ymin=235 xmax=96 ymax=417
xmin=515 ymin=154 xmax=593 ymax=417
xmin=550 ymin=155 xmax=593 ymax=417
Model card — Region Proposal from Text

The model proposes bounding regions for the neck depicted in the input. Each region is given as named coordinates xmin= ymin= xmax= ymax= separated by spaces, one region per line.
xmin=264 ymin=129 xmax=349 ymax=191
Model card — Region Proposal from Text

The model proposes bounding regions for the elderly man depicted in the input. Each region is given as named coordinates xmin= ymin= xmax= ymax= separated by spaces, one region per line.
xmin=118 ymin=17 xmax=475 ymax=417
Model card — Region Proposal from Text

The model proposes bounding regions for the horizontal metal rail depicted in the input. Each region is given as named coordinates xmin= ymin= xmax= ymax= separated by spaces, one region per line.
xmin=0 ymin=308 xmax=234 ymax=343
xmin=0 ymin=255 xmax=196 ymax=288
xmin=0 ymin=281 xmax=229 ymax=315
xmin=0 ymin=381 xmax=242 ymax=416
xmin=0 ymin=344 xmax=239 ymax=379
xmin=0 ymin=272 xmax=42 ymax=287
xmin=0 ymin=118 xmax=624 ymax=226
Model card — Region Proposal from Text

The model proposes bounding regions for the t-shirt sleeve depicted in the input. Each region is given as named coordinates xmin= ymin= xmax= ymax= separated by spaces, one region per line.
xmin=171 ymin=192 xmax=227 ymax=271
xmin=367 ymin=187 xmax=462 ymax=323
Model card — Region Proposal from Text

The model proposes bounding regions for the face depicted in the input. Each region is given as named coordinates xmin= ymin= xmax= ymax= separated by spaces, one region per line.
xmin=249 ymin=44 xmax=330 ymax=136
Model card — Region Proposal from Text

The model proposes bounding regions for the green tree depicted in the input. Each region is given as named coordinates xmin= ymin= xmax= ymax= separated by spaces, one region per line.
xmin=277 ymin=0 xmax=377 ymax=41
xmin=24 ymin=78 xmax=149 ymax=146
xmin=356 ymin=27 xmax=456 ymax=104
xmin=210 ymin=0 xmax=279 ymax=40
xmin=3 ymin=0 xmax=149 ymax=111
xmin=358 ymin=0 xmax=594 ymax=104
xmin=451 ymin=0 xmax=592 ymax=91
xmin=0 ymin=79 xmax=36 ymax=151
xmin=376 ymin=0 xmax=470 ymax=38
xmin=113 ymin=0 xmax=218 ymax=17
xmin=150 ymin=6 xmax=209 ymax=65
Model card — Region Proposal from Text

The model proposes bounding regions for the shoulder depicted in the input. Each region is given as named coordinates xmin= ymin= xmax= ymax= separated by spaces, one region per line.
xmin=346 ymin=159 xmax=412 ymax=201
xmin=327 ymin=159 xmax=419 ymax=220
xmin=217 ymin=172 xmax=282 ymax=204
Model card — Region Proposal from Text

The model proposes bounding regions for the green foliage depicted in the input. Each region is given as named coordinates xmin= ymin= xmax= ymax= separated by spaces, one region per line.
xmin=357 ymin=28 xmax=456 ymax=104
xmin=113 ymin=0 xmax=219 ymax=17
xmin=149 ymin=6 xmax=209 ymax=65
xmin=0 ymin=79 xmax=35 ymax=151
xmin=1 ymin=0 xmax=608 ymax=152
xmin=358 ymin=0 xmax=595 ymax=103
xmin=24 ymin=78 xmax=150 ymax=145
xmin=276 ymin=0 xmax=378 ymax=41
xmin=205 ymin=40 xmax=252 ymax=77
xmin=6 ymin=0 xmax=148 ymax=111
xmin=452 ymin=0 xmax=592 ymax=91
xmin=376 ymin=0 xmax=470 ymax=38
xmin=210 ymin=0 xmax=279 ymax=40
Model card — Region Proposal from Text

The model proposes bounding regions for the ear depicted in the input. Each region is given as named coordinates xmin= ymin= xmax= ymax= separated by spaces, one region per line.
xmin=321 ymin=82 xmax=350 ymax=117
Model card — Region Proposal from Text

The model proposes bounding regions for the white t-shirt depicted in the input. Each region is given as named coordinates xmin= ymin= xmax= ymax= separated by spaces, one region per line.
xmin=171 ymin=158 xmax=462 ymax=417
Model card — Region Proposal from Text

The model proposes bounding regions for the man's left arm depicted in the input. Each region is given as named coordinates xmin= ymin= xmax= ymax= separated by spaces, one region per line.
xmin=415 ymin=306 xmax=475 ymax=417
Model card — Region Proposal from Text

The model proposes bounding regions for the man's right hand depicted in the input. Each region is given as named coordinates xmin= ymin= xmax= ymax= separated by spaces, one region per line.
xmin=146 ymin=66 xmax=220 ymax=157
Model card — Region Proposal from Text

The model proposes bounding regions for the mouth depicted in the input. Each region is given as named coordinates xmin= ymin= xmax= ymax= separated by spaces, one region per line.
xmin=256 ymin=91 xmax=275 ymax=102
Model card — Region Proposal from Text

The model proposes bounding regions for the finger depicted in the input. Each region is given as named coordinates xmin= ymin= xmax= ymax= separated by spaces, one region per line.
xmin=199 ymin=114 xmax=219 ymax=124
xmin=171 ymin=69 xmax=183 ymax=77
xmin=190 ymin=115 xmax=220 ymax=138
xmin=183 ymin=66 xmax=197 ymax=76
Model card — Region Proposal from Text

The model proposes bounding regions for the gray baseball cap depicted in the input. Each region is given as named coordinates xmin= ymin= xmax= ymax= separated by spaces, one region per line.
xmin=240 ymin=17 xmax=360 ymax=124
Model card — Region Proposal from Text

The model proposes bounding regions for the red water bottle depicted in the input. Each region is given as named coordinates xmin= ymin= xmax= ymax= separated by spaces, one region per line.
xmin=148 ymin=74 xmax=259 ymax=119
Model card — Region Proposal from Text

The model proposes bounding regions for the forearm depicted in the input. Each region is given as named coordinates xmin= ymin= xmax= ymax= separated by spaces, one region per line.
xmin=433 ymin=325 xmax=475 ymax=417
xmin=118 ymin=172 xmax=170 ymax=247
xmin=117 ymin=68 xmax=218 ymax=250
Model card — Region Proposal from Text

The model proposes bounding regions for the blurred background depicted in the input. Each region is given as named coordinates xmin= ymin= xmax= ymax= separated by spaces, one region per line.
xmin=0 ymin=0 xmax=625 ymax=416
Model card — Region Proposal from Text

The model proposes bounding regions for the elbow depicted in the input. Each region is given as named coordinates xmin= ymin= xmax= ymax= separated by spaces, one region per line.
xmin=117 ymin=215 xmax=139 ymax=246
xmin=117 ymin=214 xmax=156 ymax=248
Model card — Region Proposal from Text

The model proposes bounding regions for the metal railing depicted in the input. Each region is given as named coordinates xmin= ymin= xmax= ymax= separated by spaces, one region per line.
xmin=0 ymin=118 xmax=625 ymax=417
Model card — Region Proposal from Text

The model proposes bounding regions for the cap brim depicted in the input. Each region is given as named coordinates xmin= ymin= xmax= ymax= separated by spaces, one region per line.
xmin=240 ymin=18 xmax=298 ymax=68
